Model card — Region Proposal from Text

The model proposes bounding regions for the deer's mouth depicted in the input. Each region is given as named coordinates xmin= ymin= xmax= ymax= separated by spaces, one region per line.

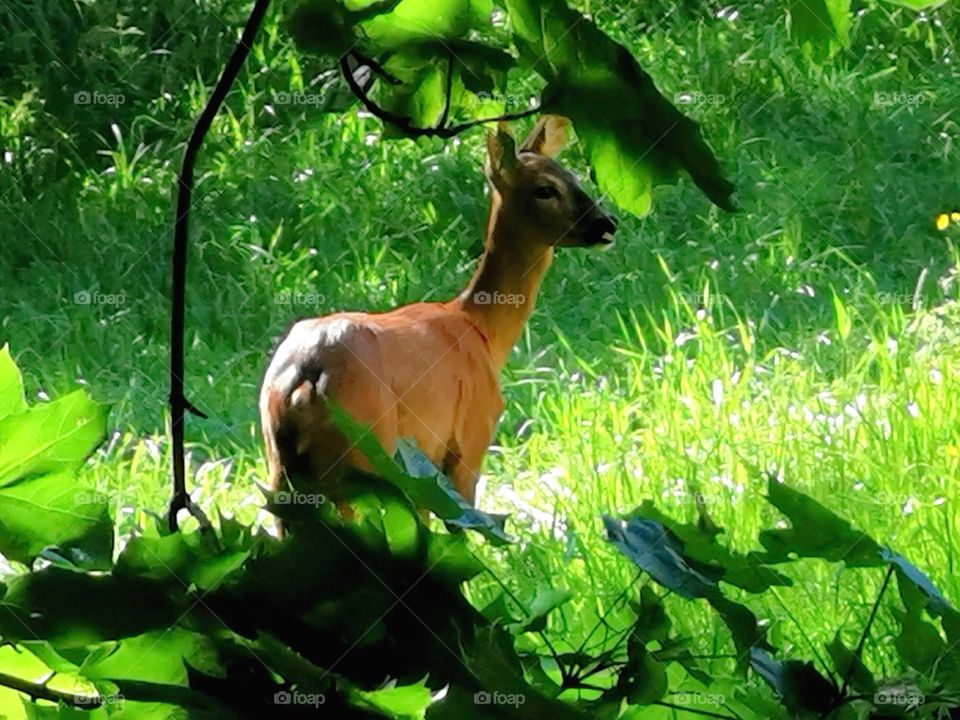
xmin=584 ymin=216 xmax=617 ymax=246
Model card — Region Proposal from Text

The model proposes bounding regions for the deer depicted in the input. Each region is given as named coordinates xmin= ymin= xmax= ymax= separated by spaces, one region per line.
xmin=259 ymin=115 xmax=616 ymax=521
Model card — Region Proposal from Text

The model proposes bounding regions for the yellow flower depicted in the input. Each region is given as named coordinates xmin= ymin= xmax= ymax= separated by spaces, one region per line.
xmin=936 ymin=213 xmax=950 ymax=231
xmin=952 ymin=212 xmax=960 ymax=222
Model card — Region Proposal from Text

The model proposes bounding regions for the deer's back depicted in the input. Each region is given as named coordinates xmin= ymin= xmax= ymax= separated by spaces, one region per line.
xmin=262 ymin=301 xmax=502 ymax=472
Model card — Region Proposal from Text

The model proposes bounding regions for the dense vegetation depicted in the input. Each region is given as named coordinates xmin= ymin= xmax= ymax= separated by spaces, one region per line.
xmin=1 ymin=0 xmax=959 ymax=717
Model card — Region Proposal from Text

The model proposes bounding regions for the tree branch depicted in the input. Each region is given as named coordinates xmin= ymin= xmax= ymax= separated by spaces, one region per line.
xmin=340 ymin=52 xmax=539 ymax=140
xmin=437 ymin=52 xmax=455 ymax=128
xmin=168 ymin=0 xmax=272 ymax=531
xmin=0 ymin=671 xmax=100 ymax=708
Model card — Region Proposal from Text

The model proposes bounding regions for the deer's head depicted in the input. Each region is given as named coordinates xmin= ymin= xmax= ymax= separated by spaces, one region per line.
xmin=485 ymin=115 xmax=617 ymax=249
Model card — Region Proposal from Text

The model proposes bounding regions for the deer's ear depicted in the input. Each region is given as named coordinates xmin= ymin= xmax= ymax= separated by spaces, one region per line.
xmin=519 ymin=115 xmax=570 ymax=157
xmin=485 ymin=123 xmax=518 ymax=187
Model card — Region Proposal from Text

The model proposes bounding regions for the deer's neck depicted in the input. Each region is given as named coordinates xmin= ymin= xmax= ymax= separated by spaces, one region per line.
xmin=456 ymin=194 xmax=553 ymax=369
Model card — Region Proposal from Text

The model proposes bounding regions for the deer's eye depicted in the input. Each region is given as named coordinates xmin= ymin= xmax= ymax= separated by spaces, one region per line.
xmin=533 ymin=185 xmax=560 ymax=200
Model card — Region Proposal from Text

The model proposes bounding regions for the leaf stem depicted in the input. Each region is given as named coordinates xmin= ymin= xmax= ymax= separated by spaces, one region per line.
xmin=341 ymin=52 xmax=539 ymax=139
xmin=839 ymin=563 xmax=894 ymax=698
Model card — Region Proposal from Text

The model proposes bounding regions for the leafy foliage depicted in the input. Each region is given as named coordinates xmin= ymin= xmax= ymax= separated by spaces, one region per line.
xmin=605 ymin=475 xmax=960 ymax=717
xmin=285 ymin=0 xmax=735 ymax=215
xmin=0 ymin=353 xmax=958 ymax=718
xmin=0 ymin=344 xmax=111 ymax=569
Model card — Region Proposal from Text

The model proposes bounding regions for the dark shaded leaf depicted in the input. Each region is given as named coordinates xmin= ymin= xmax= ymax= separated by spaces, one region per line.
xmin=0 ymin=568 xmax=181 ymax=646
xmin=826 ymin=633 xmax=876 ymax=693
xmin=603 ymin=515 xmax=716 ymax=599
xmin=628 ymin=500 xmax=793 ymax=593
xmin=755 ymin=478 xmax=884 ymax=568
xmin=750 ymin=648 xmax=841 ymax=714
xmin=506 ymin=0 xmax=734 ymax=213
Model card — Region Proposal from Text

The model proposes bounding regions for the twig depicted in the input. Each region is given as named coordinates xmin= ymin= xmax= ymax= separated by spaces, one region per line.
xmin=576 ymin=569 xmax=643 ymax=656
xmin=471 ymin=552 xmax=568 ymax=683
xmin=351 ymin=50 xmax=402 ymax=85
xmin=340 ymin=52 xmax=539 ymax=139
xmin=168 ymin=0 xmax=272 ymax=531
xmin=0 ymin=671 xmax=100 ymax=708
xmin=838 ymin=564 xmax=894 ymax=698
xmin=437 ymin=52 xmax=455 ymax=128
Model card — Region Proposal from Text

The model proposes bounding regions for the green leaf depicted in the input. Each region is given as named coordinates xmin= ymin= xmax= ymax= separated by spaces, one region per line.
xmin=605 ymin=514 xmax=773 ymax=669
xmin=362 ymin=0 xmax=494 ymax=50
xmin=287 ymin=0 xmax=494 ymax=57
xmin=450 ymin=41 xmax=515 ymax=96
xmin=832 ymin=290 xmax=852 ymax=341
xmin=79 ymin=630 xmax=220 ymax=685
xmin=0 ymin=568 xmax=181 ymax=646
xmin=0 ymin=471 xmax=113 ymax=569
xmin=0 ymin=390 xmax=107 ymax=486
xmin=350 ymin=677 xmax=433 ymax=719
xmin=618 ymin=646 xmax=667 ymax=705
xmin=789 ymin=0 xmax=852 ymax=60
xmin=328 ymin=405 xmax=457 ymax=515
xmin=326 ymin=407 xmax=512 ymax=544
xmin=0 ymin=362 xmax=112 ymax=567
xmin=627 ymin=500 xmax=793 ymax=593
xmin=0 ymin=345 xmax=27 ymax=420
xmin=425 ymin=531 xmax=484 ymax=586
xmin=885 ymin=549 xmax=955 ymax=617
xmin=708 ymin=594 xmax=775 ymax=668
xmin=380 ymin=49 xmax=449 ymax=131
xmin=826 ymin=634 xmax=876 ymax=693
xmin=115 ymin=528 xmax=252 ymax=591
xmin=755 ymin=478 xmax=884 ymax=567
xmin=603 ymin=515 xmax=717 ymax=599
xmin=450 ymin=627 xmax=593 ymax=720
xmin=509 ymin=585 xmax=571 ymax=633
xmin=891 ymin=562 xmax=960 ymax=684
xmin=506 ymin=0 xmax=734 ymax=213
xmin=750 ymin=648 xmax=841 ymax=714
xmin=634 ymin=585 xmax=671 ymax=643
xmin=882 ymin=0 xmax=948 ymax=7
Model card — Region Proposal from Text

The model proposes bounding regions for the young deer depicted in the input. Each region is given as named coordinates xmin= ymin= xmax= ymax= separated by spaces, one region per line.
xmin=260 ymin=115 xmax=616 ymax=513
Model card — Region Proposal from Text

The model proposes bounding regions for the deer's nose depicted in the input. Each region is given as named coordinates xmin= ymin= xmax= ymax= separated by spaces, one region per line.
xmin=588 ymin=214 xmax=618 ymax=244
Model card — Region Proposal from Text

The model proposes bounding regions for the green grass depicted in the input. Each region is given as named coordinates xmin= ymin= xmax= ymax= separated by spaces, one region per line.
xmin=2 ymin=0 xmax=960 ymax=704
